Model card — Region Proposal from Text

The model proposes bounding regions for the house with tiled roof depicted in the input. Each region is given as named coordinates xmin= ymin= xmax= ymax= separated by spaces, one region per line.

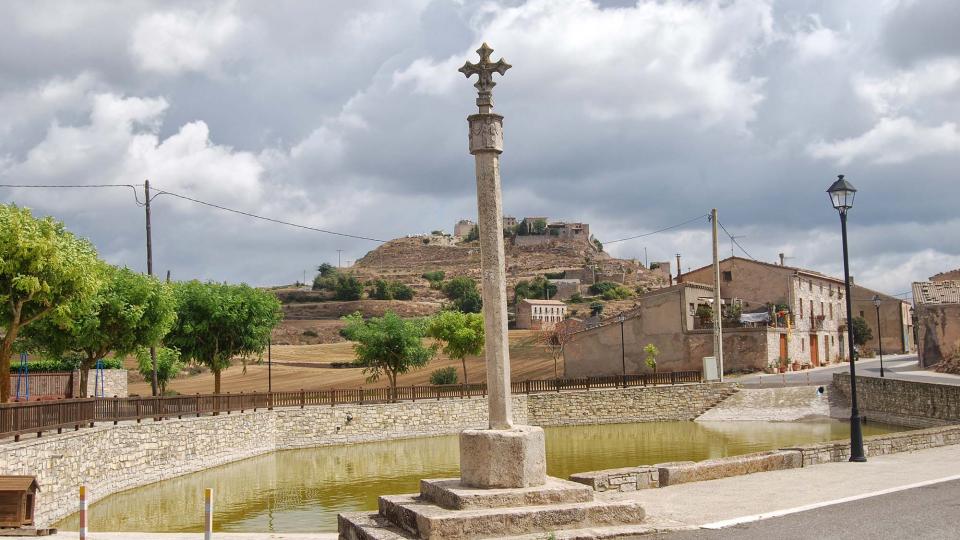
xmin=913 ymin=280 xmax=960 ymax=368
xmin=930 ymin=268 xmax=960 ymax=282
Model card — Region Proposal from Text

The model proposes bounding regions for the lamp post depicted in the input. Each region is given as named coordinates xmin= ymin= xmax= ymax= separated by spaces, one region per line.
xmin=617 ymin=314 xmax=626 ymax=387
xmin=873 ymin=295 xmax=884 ymax=378
xmin=828 ymin=174 xmax=866 ymax=462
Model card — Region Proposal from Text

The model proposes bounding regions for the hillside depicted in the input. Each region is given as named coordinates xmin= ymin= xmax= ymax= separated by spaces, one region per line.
xmin=352 ymin=234 xmax=666 ymax=299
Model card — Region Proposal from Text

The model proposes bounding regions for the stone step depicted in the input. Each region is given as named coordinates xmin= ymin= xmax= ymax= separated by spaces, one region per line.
xmin=378 ymin=494 xmax=646 ymax=539
xmin=338 ymin=511 xmax=416 ymax=540
xmin=419 ymin=476 xmax=593 ymax=510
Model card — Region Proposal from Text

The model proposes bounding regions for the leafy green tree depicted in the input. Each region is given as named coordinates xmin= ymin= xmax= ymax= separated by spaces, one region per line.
xmin=22 ymin=265 xmax=177 ymax=397
xmin=369 ymin=279 xmax=414 ymax=301
xmin=316 ymin=263 xmax=336 ymax=277
xmin=334 ymin=274 xmax=364 ymax=300
xmin=514 ymin=276 xmax=558 ymax=303
xmin=429 ymin=366 xmax=459 ymax=386
xmin=426 ymin=310 xmax=484 ymax=384
xmin=589 ymin=301 xmax=604 ymax=316
xmin=443 ymin=276 xmax=483 ymax=313
xmin=591 ymin=237 xmax=603 ymax=252
xmin=390 ymin=282 xmax=414 ymax=300
xmin=644 ymin=344 xmax=660 ymax=373
xmin=165 ymin=281 xmax=282 ymax=393
xmin=851 ymin=316 xmax=873 ymax=347
xmin=0 ymin=205 xmax=103 ymax=402
xmin=341 ymin=311 xmax=436 ymax=400
xmin=135 ymin=346 xmax=183 ymax=395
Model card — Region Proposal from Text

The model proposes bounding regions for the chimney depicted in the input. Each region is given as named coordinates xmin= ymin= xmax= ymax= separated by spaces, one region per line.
xmin=779 ymin=253 xmax=785 ymax=266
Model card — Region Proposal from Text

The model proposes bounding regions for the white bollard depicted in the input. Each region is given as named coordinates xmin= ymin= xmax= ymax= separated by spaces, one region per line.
xmin=204 ymin=487 xmax=213 ymax=540
xmin=79 ymin=485 xmax=87 ymax=540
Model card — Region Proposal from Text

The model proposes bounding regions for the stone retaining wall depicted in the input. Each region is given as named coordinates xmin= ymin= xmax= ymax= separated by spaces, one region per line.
xmin=527 ymin=382 xmax=738 ymax=426
xmin=572 ymin=425 xmax=960 ymax=492
xmin=0 ymin=395 xmax=526 ymax=527
xmin=833 ymin=373 xmax=960 ymax=427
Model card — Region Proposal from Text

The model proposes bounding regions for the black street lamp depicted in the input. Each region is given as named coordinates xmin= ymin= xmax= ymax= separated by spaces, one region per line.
xmin=873 ymin=295 xmax=885 ymax=378
xmin=828 ymin=174 xmax=867 ymax=462
xmin=617 ymin=314 xmax=626 ymax=387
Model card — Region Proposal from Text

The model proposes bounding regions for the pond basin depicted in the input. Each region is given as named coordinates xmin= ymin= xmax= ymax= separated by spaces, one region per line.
xmin=58 ymin=419 xmax=904 ymax=533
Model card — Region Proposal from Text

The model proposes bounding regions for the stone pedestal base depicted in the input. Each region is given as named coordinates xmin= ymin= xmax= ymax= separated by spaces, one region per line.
xmin=459 ymin=426 xmax=546 ymax=489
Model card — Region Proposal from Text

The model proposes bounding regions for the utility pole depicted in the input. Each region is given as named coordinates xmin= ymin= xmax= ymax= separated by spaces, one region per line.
xmin=337 ymin=249 xmax=343 ymax=268
xmin=644 ymin=247 xmax=648 ymax=269
xmin=711 ymin=209 xmax=724 ymax=381
xmin=144 ymin=180 xmax=159 ymax=396
xmin=675 ymin=253 xmax=682 ymax=283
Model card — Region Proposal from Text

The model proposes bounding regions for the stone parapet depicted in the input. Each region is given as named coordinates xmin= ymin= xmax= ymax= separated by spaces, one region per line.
xmin=784 ymin=424 xmax=960 ymax=466
xmin=655 ymin=450 xmax=802 ymax=486
xmin=832 ymin=373 xmax=960 ymax=426
xmin=569 ymin=466 xmax=659 ymax=492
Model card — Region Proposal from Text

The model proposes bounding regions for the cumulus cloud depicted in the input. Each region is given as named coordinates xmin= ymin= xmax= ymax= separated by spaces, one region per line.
xmin=130 ymin=3 xmax=240 ymax=75
xmin=807 ymin=116 xmax=960 ymax=165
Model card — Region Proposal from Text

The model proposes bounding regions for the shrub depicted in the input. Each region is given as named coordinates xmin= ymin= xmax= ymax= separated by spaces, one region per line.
xmin=302 ymin=329 xmax=319 ymax=337
xmin=649 ymin=262 xmax=661 ymax=270
xmin=334 ymin=274 xmax=364 ymax=301
xmin=8 ymin=355 xmax=123 ymax=373
xmin=601 ymin=285 xmax=633 ymax=300
xmin=569 ymin=293 xmax=584 ymax=303
xmin=589 ymin=281 xmax=619 ymax=295
xmin=422 ymin=270 xmax=446 ymax=287
xmin=370 ymin=279 xmax=415 ymax=301
xmin=431 ymin=230 xmax=444 ymax=236
xmin=429 ymin=366 xmax=460 ymax=386
xmin=443 ymin=277 xmax=483 ymax=313
xmin=544 ymin=271 xmax=565 ymax=279
xmin=590 ymin=302 xmax=604 ymax=316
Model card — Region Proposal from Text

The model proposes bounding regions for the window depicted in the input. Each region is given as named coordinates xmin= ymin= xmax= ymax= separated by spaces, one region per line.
xmin=820 ymin=283 xmax=823 ymax=293
xmin=820 ymin=302 xmax=824 ymax=316
xmin=859 ymin=310 xmax=864 ymax=318
xmin=808 ymin=281 xmax=813 ymax=292
xmin=810 ymin=300 xmax=814 ymax=317
xmin=802 ymin=339 xmax=805 ymax=351
xmin=829 ymin=304 xmax=833 ymax=319
xmin=722 ymin=271 xmax=732 ymax=282
xmin=800 ymin=300 xmax=804 ymax=318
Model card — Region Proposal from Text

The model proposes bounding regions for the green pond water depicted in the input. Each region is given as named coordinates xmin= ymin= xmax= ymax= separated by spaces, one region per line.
xmin=58 ymin=420 xmax=902 ymax=533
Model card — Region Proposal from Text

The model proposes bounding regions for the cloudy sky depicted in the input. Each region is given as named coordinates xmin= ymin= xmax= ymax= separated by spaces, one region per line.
xmin=1 ymin=0 xmax=958 ymax=297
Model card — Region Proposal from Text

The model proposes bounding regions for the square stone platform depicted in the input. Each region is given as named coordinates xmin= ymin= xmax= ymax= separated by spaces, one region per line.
xmin=338 ymin=476 xmax=647 ymax=539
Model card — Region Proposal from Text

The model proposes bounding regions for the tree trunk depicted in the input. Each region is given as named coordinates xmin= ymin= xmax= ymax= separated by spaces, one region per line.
xmin=461 ymin=357 xmax=468 ymax=386
xmin=214 ymin=369 xmax=222 ymax=394
xmin=388 ymin=371 xmax=397 ymax=402
xmin=0 ymin=338 xmax=13 ymax=403
xmin=79 ymin=367 xmax=89 ymax=398
xmin=554 ymin=355 xmax=559 ymax=379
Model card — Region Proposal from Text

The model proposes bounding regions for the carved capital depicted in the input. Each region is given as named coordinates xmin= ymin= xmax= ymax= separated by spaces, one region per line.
xmin=468 ymin=113 xmax=504 ymax=154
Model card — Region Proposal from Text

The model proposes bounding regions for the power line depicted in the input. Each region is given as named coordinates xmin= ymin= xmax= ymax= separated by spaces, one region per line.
xmin=0 ymin=183 xmax=388 ymax=243
xmin=716 ymin=219 xmax=756 ymax=261
xmin=0 ymin=183 xmax=146 ymax=206
xmin=604 ymin=214 xmax=709 ymax=244
xmin=151 ymin=188 xmax=387 ymax=243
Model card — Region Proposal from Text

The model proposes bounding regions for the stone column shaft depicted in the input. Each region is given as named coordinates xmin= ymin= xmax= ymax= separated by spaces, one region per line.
xmin=469 ymin=112 xmax=512 ymax=430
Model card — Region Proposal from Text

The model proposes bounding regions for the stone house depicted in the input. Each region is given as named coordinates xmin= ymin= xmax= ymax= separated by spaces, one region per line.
xmin=912 ymin=280 xmax=960 ymax=368
xmin=850 ymin=284 xmax=915 ymax=355
xmin=453 ymin=219 xmax=475 ymax=238
xmin=502 ymin=216 xmax=517 ymax=229
xmin=682 ymin=257 xmax=847 ymax=367
xmin=564 ymin=282 xmax=772 ymax=376
xmin=516 ymin=299 xmax=568 ymax=330
xmin=546 ymin=221 xmax=590 ymax=240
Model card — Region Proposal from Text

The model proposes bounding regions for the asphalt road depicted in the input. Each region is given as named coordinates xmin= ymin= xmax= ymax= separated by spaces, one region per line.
xmin=653 ymin=478 xmax=960 ymax=539
xmin=731 ymin=354 xmax=960 ymax=388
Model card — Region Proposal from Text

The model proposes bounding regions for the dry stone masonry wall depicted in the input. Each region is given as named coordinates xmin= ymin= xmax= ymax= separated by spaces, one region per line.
xmin=832 ymin=373 xmax=960 ymax=427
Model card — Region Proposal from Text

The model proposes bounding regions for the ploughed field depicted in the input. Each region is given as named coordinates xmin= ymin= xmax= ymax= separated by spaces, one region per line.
xmin=56 ymin=419 xmax=905 ymax=533
xmin=127 ymin=330 xmax=557 ymax=395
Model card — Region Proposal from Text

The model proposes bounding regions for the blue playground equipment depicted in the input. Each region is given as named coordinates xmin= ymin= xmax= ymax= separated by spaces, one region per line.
xmin=94 ymin=358 xmax=105 ymax=398
xmin=15 ymin=352 xmax=29 ymax=401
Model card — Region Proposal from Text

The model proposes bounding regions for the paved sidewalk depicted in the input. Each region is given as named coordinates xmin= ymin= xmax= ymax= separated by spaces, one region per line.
xmin=602 ymin=443 xmax=960 ymax=529
xmin=47 ymin=532 xmax=338 ymax=539
xmin=730 ymin=354 xmax=960 ymax=388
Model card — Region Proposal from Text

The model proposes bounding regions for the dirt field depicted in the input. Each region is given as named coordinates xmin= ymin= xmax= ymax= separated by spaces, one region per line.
xmin=128 ymin=330 xmax=560 ymax=395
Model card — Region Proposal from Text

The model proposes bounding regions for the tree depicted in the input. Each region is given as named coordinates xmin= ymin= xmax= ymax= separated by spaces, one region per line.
xmin=644 ymin=344 xmax=660 ymax=373
xmin=851 ymin=316 xmax=873 ymax=347
xmin=430 ymin=366 xmax=459 ymax=385
xmin=589 ymin=302 xmax=604 ymax=316
xmin=465 ymin=225 xmax=480 ymax=242
xmin=443 ymin=276 xmax=482 ymax=313
xmin=135 ymin=346 xmax=183 ymax=395
xmin=0 ymin=205 xmax=102 ymax=402
xmin=514 ymin=276 xmax=557 ymax=303
xmin=341 ymin=311 xmax=436 ymax=400
xmin=538 ymin=319 xmax=582 ymax=379
xmin=369 ymin=279 xmax=414 ymax=301
xmin=165 ymin=281 xmax=282 ymax=393
xmin=316 ymin=263 xmax=336 ymax=277
xmin=426 ymin=310 xmax=484 ymax=384
xmin=591 ymin=236 xmax=604 ymax=252
xmin=334 ymin=274 xmax=364 ymax=300
xmin=22 ymin=265 xmax=177 ymax=397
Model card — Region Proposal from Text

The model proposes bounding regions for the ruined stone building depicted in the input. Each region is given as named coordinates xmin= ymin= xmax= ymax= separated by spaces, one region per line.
xmin=913 ymin=280 xmax=960 ymax=368
xmin=850 ymin=284 xmax=914 ymax=355
xmin=454 ymin=219 xmax=475 ymax=238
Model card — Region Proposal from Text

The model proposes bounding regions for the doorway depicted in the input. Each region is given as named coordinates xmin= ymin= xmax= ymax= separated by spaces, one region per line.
xmin=810 ymin=334 xmax=820 ymax=366
xmin=779 ymin=334 xmax=788 ymax=361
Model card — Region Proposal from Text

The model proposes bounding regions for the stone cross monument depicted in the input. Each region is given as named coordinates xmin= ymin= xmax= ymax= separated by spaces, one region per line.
xmin=458 ymin=43 xmax=546 ymax=489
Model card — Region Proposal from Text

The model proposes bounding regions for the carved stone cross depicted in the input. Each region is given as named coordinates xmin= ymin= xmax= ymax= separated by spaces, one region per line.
xmin=459 ymin=43 xmax=511 ymax=113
